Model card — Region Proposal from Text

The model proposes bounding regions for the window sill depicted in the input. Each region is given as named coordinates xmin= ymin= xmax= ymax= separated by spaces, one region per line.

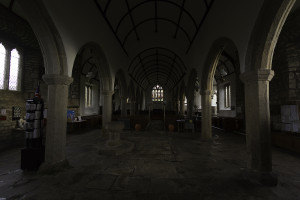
xmin=220 ymin=108 xmax=232 ymax=111
xmin=0 ymin=89 xmax=21 ymax=93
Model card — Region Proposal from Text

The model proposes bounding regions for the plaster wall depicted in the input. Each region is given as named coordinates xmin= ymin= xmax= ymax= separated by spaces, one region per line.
xmin=79 ymin=76 xmax=100 ymax=116
xmin=218 ymin=73 xmax=237 ymax=118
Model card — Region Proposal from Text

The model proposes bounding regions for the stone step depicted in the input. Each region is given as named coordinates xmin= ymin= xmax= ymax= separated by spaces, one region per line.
xmin=146 ymin=120 xmax=165 ymax=131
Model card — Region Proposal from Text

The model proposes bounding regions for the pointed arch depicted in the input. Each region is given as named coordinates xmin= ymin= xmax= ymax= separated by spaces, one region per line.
xmin=73 ymin=42 xmax=113 ymax=92
xmin=245 ymin=0 xmax=296 ymax=72
xmin=201 ymin=38 xmax=240 ymax=92
xmin=17 ymin=0 xmax=68 ymax=75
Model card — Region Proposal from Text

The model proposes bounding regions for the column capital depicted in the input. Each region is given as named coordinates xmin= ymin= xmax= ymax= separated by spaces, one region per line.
xmin=101 ymin=90 xmax=114 ymax=96
xmin=200 ymin=90 xmax=212 ymax=96
xmin=240 ymin=69 xmax=274 ymax=84
xmin=43 ymin=74 xmax=73 ymax=85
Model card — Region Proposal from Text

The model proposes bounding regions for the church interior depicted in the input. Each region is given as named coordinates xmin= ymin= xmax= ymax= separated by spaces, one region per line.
xmin=1 ymin=0 xmax=300 ymax=199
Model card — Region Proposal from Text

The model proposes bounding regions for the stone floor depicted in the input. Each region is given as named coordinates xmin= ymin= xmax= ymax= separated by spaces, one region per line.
xmin=1 ymin=129 xmax=300 ymax=200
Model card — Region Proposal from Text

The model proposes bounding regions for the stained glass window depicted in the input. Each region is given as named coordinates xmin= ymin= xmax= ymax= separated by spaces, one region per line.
xmin=152 ymin=85 xmax=163 ymax=102
xmin=0 ymin=44 xmax=6 ymax=90
xmin=9 ymin=49 xmax=20 ymax=91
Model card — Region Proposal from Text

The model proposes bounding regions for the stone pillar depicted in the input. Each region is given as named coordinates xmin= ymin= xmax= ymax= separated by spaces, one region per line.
xmin=120 ymin=96 xmax=127 ymax=117
xmin=216 ymin=85 xmax=220 ymax=114
xmin=101 ymin=90 xmax=113 ymax=127
xmin=130 ymin=101 xmax=135 ymax=116
xmin=201 ymin=90 xmax=212 ymax=140
xmin=240 ymin=69 xmax=275 ymax=181
xmin=135 ymin=101 xmax=139 ymax=114
xmin=180 ymin=97 xmax=184 ymax=115
xmin=42 ymin=74 xmax=73 ymax=165
xmin=187 ymin=97 xmax=194 ymax=119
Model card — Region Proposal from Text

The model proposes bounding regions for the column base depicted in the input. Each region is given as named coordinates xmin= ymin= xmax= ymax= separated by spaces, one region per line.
xmin=38 ymin=159 xmax=71 ymax=175
xmin=242 ymin=169 xmax=278 ymax=186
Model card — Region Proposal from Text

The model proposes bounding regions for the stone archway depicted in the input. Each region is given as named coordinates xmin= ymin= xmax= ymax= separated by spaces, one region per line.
xmin=72 ymin=42 xmax=113 ymax=127
xmin=241 ymin=0 xmax=296 ymax=185
xmin=245 ymin=0 xmax=296 ymax=72
xmin=16 ymin=0 xmax=73 ymax=167
xmin=200 ymin=38 xmax=240 ymax=140
xmin=17 ymin=0 xmax=69 ymax=75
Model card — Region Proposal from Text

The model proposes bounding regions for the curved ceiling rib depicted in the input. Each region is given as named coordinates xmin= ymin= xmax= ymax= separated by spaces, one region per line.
xmin=136 ymin=66 xmax=180 ymax=84
xmin=94 ymin=0 xmax=215 ymax=56
xmin=128 ymin=47 xmax=186 ymax=90
xmin=115 ymin=0 xmax=198 ymax=34
xmin=133 ymin=59 xmax=182 ymax=77
xmin=128 ymin=47 xmax=187 ymax=71
xmin=122 ymin=17 xmax=192 ymax=47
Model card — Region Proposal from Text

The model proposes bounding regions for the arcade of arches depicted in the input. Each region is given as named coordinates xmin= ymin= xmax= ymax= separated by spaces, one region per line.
xmin=1 ymin=0 xmax=300 ymax=199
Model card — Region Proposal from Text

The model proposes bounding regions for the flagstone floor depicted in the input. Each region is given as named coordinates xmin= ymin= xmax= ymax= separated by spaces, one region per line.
xmin=0 ymin=129 xmax=300 ymax=200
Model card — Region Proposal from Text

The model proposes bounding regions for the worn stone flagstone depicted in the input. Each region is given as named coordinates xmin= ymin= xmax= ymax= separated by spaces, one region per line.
xmin=0 ymin=129 xmax=300 ymax=200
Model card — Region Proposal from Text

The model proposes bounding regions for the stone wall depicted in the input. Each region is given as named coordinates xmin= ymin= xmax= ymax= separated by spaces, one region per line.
xmin=269 ymin=10 xmax=300 ymax=132
xmin=270 ymin=24 xmax=300 ymax=113
xmin=0 ymin=5 xmax=45 ymax=150
xmin=68 ymin=63 xmax=81 ymax=116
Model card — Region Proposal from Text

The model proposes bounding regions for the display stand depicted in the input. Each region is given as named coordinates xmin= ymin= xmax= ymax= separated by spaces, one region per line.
xmin=21 ymin=87 xmax=45 ymax=171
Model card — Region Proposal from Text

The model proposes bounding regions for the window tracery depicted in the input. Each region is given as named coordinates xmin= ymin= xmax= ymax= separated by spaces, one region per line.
xmin=152 ymin=85 xmax=163 ymax=102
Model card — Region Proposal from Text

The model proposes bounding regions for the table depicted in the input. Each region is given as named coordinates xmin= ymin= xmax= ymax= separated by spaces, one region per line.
xmin=67 ymin=120 xmax=87 ymax=133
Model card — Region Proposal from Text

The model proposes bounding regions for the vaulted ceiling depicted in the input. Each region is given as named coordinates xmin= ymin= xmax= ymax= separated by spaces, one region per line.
xmin=94 ymin=0 xmax=215 ymax=90
xmin=128 ymin=47 xmax=186 ymax=90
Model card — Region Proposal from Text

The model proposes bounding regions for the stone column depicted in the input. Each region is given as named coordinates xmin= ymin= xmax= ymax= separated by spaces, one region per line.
xmin=201 ymin=90 xmax=212 ymax=140
xmin=135 ymin=101 xmax=139 ymax=114
xmin=216 ymin=84 xmax=220 ymax=114
xmin=120 ymin=96 xmax=127 ymax=117
xmin=187 ymin=97 xmax=194 ymax=119
xmin=130 ymin=101 xmax=135 ymax=116
xmin=180 ymin=97 xmax=184 ymax=115
xmin=240 ymin=69 xmax=275 ymax=183
xmin=42 ymin=74 xmax=73 ymax=165
xmin=101 ymin=90 xmax=113 ymax=127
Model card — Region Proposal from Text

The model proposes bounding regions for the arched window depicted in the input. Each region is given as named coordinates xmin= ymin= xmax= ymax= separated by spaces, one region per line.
xmin=9 ymin=49 xmax=20 ymax=91
xmin=0 ymin=44 xmax=6 ymax=89
xmin=85 ymin=85 xmax=92 ymax=107
xmin=152 ymin=85 xmax=163 ymax=102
